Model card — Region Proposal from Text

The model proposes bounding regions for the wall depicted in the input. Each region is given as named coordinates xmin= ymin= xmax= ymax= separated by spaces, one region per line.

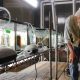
xmin=3 ymin=0 xmax=36 ymax=25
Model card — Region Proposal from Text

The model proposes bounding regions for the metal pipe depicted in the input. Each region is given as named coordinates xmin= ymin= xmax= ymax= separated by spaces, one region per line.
xmin=43 ymin=1 xmax=72 ymax=6
xmin=73 ymin=0 xmax=76 ymax=15
xmin=41 ymin=0 xmax=80 ymax=5
xmin=40 ymin=2 xmax=45 ymax=28
xmin=56 ymin=1 xmax=72 ymax=5
xmin=43 ymin=5 xmax=44 ymax=28
xmin=56 ymin=0 xmax=80 ymax=5
xmin=40 ymin=2 xmax=42 ymax=28
xmin=14 ymin=23 xmax=17 ymax=51
xmin=51 ymin=0 xmax=58 ymax=80
xmin=52 ymin=1 xmax=56 ymax=30
xmin=49 ymin=11 xmax=52 ymax=80
xmin=41 ymin=0 xmax=79 ymax=3
xmin=43 ymin=3 xmax=52 ymax=6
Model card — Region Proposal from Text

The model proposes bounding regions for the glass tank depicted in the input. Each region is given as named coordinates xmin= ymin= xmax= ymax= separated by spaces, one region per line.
xmin=0 ymin=19 xmax=28 ymax=51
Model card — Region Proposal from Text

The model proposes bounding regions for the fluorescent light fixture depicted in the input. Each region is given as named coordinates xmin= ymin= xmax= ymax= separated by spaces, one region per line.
xmin=58 ymin=17 xmax=65 ymax=24
xmin=24 ymin=0 xmax=38 ymax=8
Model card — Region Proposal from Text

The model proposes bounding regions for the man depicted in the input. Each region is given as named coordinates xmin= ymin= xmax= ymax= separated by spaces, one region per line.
xmin=64 ymin=8 xmax=80 ymax=80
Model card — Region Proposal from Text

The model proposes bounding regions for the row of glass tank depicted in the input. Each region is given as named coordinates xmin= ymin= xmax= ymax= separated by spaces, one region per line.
xmin=0 ymin=19 xmax=64 ymax=50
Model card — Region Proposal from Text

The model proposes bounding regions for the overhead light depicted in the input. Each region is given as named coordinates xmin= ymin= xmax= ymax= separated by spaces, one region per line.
xmin=58 ymin=17 xmax=65 ymax=24
xmin=24 ymin=0 xmax=38 ymax=8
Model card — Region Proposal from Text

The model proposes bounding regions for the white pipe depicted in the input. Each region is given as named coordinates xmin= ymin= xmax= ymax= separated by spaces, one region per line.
xmin=40 ymin=2 xmax=45 ymax=28
xmin=56 ymin=1 xmax=80 ymax=5
xmin=40 ymin=2 xmax=43 ymax=28
xmin=41 ymin=0 xmax=80 ymax=5
xmin=73 ymin=0 xmax=76 ymax=15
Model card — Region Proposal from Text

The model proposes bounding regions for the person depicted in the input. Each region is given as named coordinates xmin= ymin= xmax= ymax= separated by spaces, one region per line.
xmin=64 ymin=8 xmax=80 ymax=80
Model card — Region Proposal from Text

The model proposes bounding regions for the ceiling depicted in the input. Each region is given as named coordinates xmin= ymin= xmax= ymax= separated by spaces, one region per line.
xmin=4 ymin=0 xmax=31 ymax=8
xmin=4 ymin=0 xmax=41 ymax=9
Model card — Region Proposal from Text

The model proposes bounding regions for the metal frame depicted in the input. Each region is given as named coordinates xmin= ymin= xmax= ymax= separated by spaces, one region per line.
xmin=40 ymin=0 xmax=80 ymax=5
xmin=40 ymin=0 xmax=79 ymax=29
xmin=40 ymin=0 xmax=77 ymax=80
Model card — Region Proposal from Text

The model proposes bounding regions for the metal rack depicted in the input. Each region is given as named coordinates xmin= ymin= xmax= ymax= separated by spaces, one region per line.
xmin=40 ymin=0 xmax=77 ymax=80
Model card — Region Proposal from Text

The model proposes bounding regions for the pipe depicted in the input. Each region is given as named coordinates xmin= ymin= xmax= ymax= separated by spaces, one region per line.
xmin=51 ymin=0 xmax=58 ymax=80
xmin=73 ymin=0 xmax=76 ymax=15
xmin=49 ymin=11 xmax=52 ymax=80
xmin=40 ymin=2 xmax=43 ymax=28
xmin=41 ymin=0 xmax=80 ymax=5
xmin=40 ymin=2 xmax=45 ymax=28
xmin=56 ymin=0 xmax=79 ymax=5
xmin=43 ymin=5 xmax=44 ymax=28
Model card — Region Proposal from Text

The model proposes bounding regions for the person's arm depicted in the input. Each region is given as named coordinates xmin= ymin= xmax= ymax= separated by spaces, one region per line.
xmin=67 ymin=41 xmax=76 ymax=63
xmin=64 ymin=16 xmax=76 ymax=63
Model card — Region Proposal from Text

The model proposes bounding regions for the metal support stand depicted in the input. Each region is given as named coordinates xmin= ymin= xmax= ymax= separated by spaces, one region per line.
xmin=51 ymin=1 xmax=58 ymax=80
xmin=49 ymin=11 xmax=52 ymax=80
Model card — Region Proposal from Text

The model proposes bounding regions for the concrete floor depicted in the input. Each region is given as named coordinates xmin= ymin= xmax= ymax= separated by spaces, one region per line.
xmin=0 ymin=61 xmax=80 ymax=80
xmin=59 ymin=63 xmax=80 ymax=80
xmin=0 ymin=61 xmax=67 ymax=80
